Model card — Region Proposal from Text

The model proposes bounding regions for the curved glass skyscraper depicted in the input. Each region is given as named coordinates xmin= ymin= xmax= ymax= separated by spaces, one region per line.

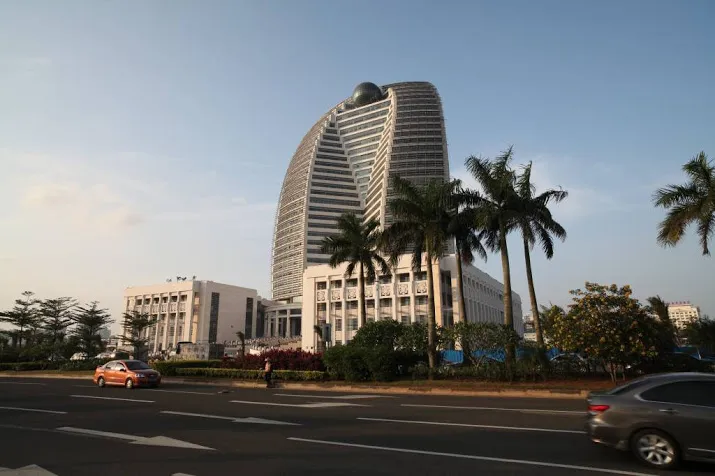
xmin=271 ymin=82 xmax=450 ymax=302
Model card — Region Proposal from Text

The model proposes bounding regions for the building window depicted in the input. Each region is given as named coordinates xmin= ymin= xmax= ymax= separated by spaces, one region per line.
xmin=208 ymin=292 xmax=220 ymax=344
xmin=400 ymin=297 xmax=410 ymax=307
xmin=379 ymin=275 xmax=392 ymax=284
xmin=317 ymin=303 xmax=327 ymax=312
xmin=416 ymin=296 xmax=428 ymax=306
xmin=379 ymin=298 xmax=392 ymax=308
xmin=180 ymin=294 xmax=187 ymax=302
xmin=348 ymin=318 xmax=358 ymax=331
xmin=414 ymin=272 xmax=427 ymax=281
xmin=335 ymin=319 xmax=343 ymax=332
xmin=400 ymin=315 xmax=410 ymax=325
xmin=171 ymin=295 xmax=178 ymax=303
xmin=317 ymin=281 xmax=327 ymax=290
xmin=245 ymin=297 xmax=254 ymax=339
xmin=346 ymin=278 xmax=358 ymax=287
xmin=331 ymin=280 xmax=343 ymax=288
xmin=398 ymin=273 xmax=410 ymax=282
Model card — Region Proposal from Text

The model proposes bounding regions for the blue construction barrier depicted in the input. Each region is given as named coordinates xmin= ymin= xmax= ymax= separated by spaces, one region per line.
xmin=441 ymin=347 xmax=561 ymax=364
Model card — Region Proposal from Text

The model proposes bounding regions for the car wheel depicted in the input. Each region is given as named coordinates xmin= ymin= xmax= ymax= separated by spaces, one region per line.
xmin=631 ymin=429 xmax=679 ymax=469
xmin=125 ymin=378 xmax=134 ymax=389
xmin=97 ymin=377 xmax=105 ymax=388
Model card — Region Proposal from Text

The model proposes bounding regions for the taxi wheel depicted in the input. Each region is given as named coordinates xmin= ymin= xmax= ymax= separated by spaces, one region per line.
xmin=97 ymin=377 xmax=105 ymax=388
xmin=125 ymin=378 xmax=134 ymax=389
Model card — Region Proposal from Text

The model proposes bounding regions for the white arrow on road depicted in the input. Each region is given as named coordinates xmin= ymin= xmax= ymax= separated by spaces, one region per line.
xmin=56 ymin=427 xmax=214 ymax=450
xmin=0 ymin=464 xmax=58 ymax=475
xmin=161 ymin=410 xmax=300 ymax=426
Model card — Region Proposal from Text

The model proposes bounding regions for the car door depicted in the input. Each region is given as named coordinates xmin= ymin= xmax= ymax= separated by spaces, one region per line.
xmin=637 ymin=379 xmax=715 ymax=458
xmin=106 ymin=361 xmax=123 ymax=385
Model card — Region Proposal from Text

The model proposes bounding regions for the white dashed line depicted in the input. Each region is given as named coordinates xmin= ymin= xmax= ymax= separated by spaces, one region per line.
xmin=358 ymin=417 xmax=585 ymax=434
xmin=70 ymin=395 xmax=154 ymax=403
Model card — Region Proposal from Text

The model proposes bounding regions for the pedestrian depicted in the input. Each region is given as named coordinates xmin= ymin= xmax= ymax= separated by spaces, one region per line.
xmin=264 ymin=358 xmax=273 ymax=388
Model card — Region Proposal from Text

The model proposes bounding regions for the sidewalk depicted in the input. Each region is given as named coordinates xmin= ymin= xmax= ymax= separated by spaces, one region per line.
xmin=0 ymin=371 xmax=612 ymax=399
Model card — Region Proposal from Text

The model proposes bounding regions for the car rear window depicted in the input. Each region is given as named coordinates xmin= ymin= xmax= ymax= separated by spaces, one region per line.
xmin=605 ymin=377 xmax=651 ymax=395
xmin=125 ymin=361 xmax=151 ymax=370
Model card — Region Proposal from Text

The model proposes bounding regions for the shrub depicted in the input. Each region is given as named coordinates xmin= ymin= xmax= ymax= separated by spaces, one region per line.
xmin=150 ymin=360 xmax=222 ymax=376
xmin=323 ymin=345 xmax=425 ymax=382
xmin=220 ymin=349 xmax=324 ymax=372
xmin=0 ymin=361 xmax=58 ymax=371
xmin=59 ymin=359 xmax=111 ymax=371
xmin=174 ymin=367 xmax=327 ymax=381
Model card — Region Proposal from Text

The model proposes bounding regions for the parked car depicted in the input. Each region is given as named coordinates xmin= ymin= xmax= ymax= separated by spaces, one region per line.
xmin=93 ymin=360 xmax=161 ymax=389
xmin=586 ymin=372 xmax=715 ymax=470
xmin=70 ymin=352 xmax=87 ymax=361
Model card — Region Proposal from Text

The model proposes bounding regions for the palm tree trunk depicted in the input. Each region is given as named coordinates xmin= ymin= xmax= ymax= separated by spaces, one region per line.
xmin=425 ymin=251 xmax=437 ymax=379
xmin=358 ymin=262 xmax=366 ymax=329
xmin=499 ymin=223 xmax=515 ymax=365
xmin=523 ymin=237 xmax=547 ymax=365
xmin=455 ymin=249 xmax=467 ymax=324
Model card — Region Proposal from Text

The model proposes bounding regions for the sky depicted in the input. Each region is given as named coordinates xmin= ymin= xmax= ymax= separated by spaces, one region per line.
xmin=1 ymin=0 xmax=714 ymax=334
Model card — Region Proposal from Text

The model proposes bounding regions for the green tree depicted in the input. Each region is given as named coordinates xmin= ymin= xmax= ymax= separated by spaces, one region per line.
xmin=448 ymin=203 xmax=488 ymax=325
xmin=120 ymin=310 xmax=155 ymax=361
xmin=72 ymin=302 xmax=113 ymax=357
xmin=351 ymin=319 xmax=405 ymax=350
xmin=682 ymin=317 xmax=715 ymax=353
xmin=653 ymin=151 xmax=715 ymax=255
xmin=464 ymin=147 xmax=523 ymax=364
xmin=398 ymin=322 xmax=429 ymax=354
xmin=320 ymin=213 xmax=391 ymax=329
xmin=646 ymin=295 xmax=677 ymax=349
xmin=446 ymin=321 xmax=520 ymax=369
xmin=39 ymin=297 xmax=77 ymax=359
xmin=235 ymin=331 xmax=246 ymax=356
xmin=381 ymin=176 xmax=462 ymax=374
xmin=0 ymin=291 xmax=41 ymax=349
xmin=547 ymin=282 xmax=660 ymax=381
xmin=514 ymin=162 xmax=567 ymax=354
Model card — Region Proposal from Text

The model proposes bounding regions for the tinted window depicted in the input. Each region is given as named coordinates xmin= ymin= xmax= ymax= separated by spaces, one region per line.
xmin=641 ymin=381 xmax=715 ymax=407
xmin=125 ymin=361 xmax=151 ymax=371
xmin=605 ymin=377 xmax=651 ymax=395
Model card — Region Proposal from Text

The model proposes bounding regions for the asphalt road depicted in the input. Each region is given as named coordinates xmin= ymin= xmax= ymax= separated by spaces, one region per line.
xmin=0 ymin=377 xmax=712 ymax=476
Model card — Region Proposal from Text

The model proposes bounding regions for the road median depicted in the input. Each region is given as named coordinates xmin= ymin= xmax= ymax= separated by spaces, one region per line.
xmin=0 ymin=370 xmax=612 ymax=398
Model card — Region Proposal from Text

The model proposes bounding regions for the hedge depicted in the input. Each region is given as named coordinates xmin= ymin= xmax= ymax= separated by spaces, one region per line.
xmin=174 ymin=367 xmax=327 ymax=381
xmin=0 ymin=359 xmax=112 ymax=372
xmin=150 ymin=360 xmax=222 ymax=376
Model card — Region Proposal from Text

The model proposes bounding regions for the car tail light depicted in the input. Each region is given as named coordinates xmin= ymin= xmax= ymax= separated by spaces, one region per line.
xmin=588 ymin=404 xmax=610 ymax=413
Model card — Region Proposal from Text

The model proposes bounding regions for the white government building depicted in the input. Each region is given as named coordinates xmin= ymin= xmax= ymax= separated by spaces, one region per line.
xmin=122 ymin=81 xmax=523 ymax=355
xmin=667 ymin=301 xmax=701 ymax=329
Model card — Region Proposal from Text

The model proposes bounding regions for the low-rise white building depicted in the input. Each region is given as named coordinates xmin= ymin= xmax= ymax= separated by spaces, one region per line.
xmin=122 ymin=280 xmax=259 ymax=354
xmin=300 ymin=253 xmax=522 ymax=351
xmin=668 ymin=301 xmax=700 ymax=329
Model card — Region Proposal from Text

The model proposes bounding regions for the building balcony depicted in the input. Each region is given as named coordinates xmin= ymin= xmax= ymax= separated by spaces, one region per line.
xmin=379 ymin=284 xmax=392 ymax=297
xmin=330 ymin=289 xmax=342 ymax=301
xmin=345 ymin=287 xmax=358 ymax=300
xmin=169 ymin=303 xmax=178 ymax=312
xmin=160 ymin=304 xmax=168 ymax=312
xmin=364 ymin=286 xmax=375 ymax=298
xmin=150 ymin=304 xmax=159 ymax=312
xmin=316 ymin=290 xmax=327 ymax=302
xmin=415 ymin=281 xmax=428 ymax=295
xmin=397 ymin=283 xmax=410 ymax=296
xmin=179 ymin=302 xmax=186 ymax=311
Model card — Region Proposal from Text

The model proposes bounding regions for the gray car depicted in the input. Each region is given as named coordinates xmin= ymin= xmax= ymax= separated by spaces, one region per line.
xmin=586 ymin=372 xmax=715 ymax=470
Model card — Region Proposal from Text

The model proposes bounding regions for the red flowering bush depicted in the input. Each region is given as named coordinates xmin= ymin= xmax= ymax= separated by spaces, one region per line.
xmin=220 ymin=349 xmax=324 ymax=372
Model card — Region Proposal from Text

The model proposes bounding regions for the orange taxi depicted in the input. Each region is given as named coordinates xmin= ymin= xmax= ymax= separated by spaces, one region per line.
xmin=93 ymin=360 xmax=161 ymax=389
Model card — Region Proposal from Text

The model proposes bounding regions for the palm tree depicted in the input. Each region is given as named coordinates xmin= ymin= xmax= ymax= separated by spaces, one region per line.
xmin=320 ymin=213 xmax=391 ymax=330
xmin=448 ymin=204 xmax=488 ymax=324
xmin=235 ymin=331 xmax=246 ymax=356
xmin=381 ymin=176 xmax=462 ymax=373
xmin=515 ymin=162 xmax=567 ymax=353
xmin=653 ymin=151 xmax=715 ymax=256
xmin=313 ymin=324 xmax=324 ymax=352
xmin=646 ymin=295 xmax=677 ymax=349
xmin=464 ymin=147 xmax=522 ymax=363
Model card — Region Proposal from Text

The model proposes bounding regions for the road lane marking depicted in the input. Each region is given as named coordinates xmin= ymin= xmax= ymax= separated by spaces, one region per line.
xmin=70 ymin=395 xmax=154 ymax=403
xmin=161 ymin=410 xmax=300 ymax=425
xmin=0 ymin=406 xmax=67 ymax=415
xmin=146 ymin=389 xmax=214 ymax=395
xmin=230 ymin=400 xmax=367 ymax=408
xmin=358 ymin=417 xmax=585 ymax=434
xmin=0 ymin=464 xmax=58 ymax=475
xmin=0 ymin=382 xmax=46 ymax=386
xmin=287 ymin=438 xmax=654 ymax=476
xmin=56 ymin=427 xmax=214 ymax=450
xmin=401 ymin=404 xmax=584 ymax=415
xmin=276 ymin=393 xmax=393 ymax=400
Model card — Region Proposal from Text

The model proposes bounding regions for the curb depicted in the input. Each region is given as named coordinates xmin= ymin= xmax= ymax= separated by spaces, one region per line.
xmin=0 ymin=372 xmax=591 ymax=399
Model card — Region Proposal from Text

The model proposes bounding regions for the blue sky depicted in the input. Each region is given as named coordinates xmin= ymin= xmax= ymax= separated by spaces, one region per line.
xmin=1 ymin=0 xmax=713 ymax=332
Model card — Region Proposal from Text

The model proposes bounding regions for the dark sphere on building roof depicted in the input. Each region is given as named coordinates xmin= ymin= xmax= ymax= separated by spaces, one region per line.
xmin=352 ymin=82 xmax=383 ymax=107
